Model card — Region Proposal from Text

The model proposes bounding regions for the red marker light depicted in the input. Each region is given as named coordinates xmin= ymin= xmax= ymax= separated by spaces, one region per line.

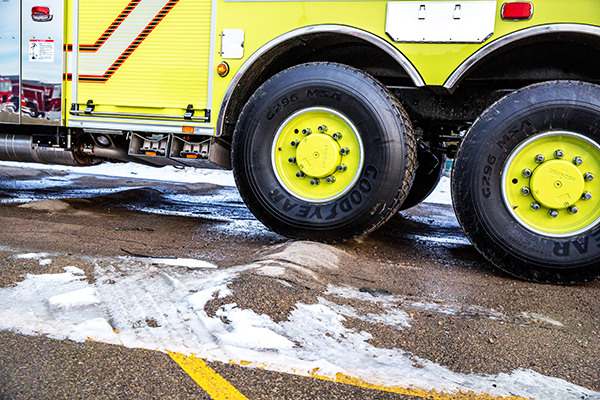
xmin=502 ymin=2 xmax=533 ymax=20
xmin=32 ymin=6 xmax=53 ymax=22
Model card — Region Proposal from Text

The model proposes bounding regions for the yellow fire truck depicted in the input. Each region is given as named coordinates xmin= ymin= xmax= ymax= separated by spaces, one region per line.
xmin=1 ymin=0 xmax=600 ymax=283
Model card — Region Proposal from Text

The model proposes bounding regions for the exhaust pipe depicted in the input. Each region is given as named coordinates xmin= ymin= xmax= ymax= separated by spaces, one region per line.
xmin=0 ymin=133 xmax=100 ymax=166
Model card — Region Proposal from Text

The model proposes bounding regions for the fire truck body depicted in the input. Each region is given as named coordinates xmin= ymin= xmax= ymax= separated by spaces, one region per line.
xmin=1 ymin=0 xmax=600 ymax=283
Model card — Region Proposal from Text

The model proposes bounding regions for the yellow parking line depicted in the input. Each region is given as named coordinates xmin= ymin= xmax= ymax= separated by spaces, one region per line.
xmin=169 ymin=352 xmax=249 ymax=400
xmin=311 ymin=371 xmax=531 ymax=400
xmin=170 ymin=352 xmax=531 ymax=400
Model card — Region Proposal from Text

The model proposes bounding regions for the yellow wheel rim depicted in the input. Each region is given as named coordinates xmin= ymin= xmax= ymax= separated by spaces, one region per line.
xmin=502 ymin=131 xmax=600 ymax=237
xmin=271 ymin=107 xmax=364 ymax=203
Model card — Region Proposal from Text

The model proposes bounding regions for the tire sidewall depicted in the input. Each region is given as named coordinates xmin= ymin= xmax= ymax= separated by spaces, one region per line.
xmin=453 ymin=81 xmax=600 ymax=282
xmin=233 ymin=63 xmax=410 ymax=242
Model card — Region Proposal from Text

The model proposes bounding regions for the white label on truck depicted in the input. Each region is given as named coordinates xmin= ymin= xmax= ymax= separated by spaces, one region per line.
xmin=29 ymin=39 xmax=54 ymax=62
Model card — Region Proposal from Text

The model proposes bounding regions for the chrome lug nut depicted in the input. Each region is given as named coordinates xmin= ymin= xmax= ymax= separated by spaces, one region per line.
xmin=548 ymin=209 xmax=559 ymax=218
xmin=295 ymin=171 xmax=306 ymax=179
xmin=291 ymin=140 xmax=300 ymax=147
xmin=568 ymin=205 xmax=579 ymax=214
xmin=337 ymin=164 xmax=348 ymax=172
xmin=325 ymin=176 xmax=336 ymax=183
xmin=310 ymin=178 xmax=320 ymax=186
xmin=582 ymin=191 xmax=593 ymax=200
xmin=340 ymin=147 xmax=350 ymax=155
xmin=530 ymin=202 xmax=541 ymax=211
xmin=535 ymin=154 xmax=545 ymax=163
xmin=301 ymin=128 xmax=312 ymax=135
xmin=332 ymin=132 xmax=343 ymax=140
xmin=573 ymin=156 xmax=584 ymax=166
xmin=318 ymin=125 xmax=327 ymax=133
xmin=288 ymin=156 xmax=296 ymax=164
xmin=554 ymin=149 xmax=565 ymax=159
xmin=584 ymin=172 xmax=595 ymax=181
xmin=521 ymin=187 xmax=531 ymax=196
xmin=522 ymin=168 xmax=532 ymax=178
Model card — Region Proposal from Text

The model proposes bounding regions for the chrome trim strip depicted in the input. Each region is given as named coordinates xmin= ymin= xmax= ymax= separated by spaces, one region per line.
xmin=444 ymin=24 xmax=600 ymax=90
xmin=70 ymin=110 xmax=209 ymax=122
xmin=216 ymin=25 xmax=424 ymax=136
xmin=69 ymin=117 xmax=215 ymax=135
xmin=206 ymin=0 xmax=218 ymax=114
xmin=71 ymin=0 xmax=79 ymax=109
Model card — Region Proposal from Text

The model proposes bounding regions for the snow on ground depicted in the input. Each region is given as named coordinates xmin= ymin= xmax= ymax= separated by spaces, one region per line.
xmin=0 ymin=160 xmax=451 ymax=204
xmin=0 ymin=243 xmax=597 ymax=400
xmin=0 ymin=161 xmax=236 ymax=187
xmin=423 ymin=176 xmax=452 ymax=205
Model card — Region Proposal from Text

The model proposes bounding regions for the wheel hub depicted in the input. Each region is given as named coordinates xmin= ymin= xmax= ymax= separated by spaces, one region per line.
xmin=529 ymin=160 xmax=584 ymax=209
xmin=502 ymin=131 xmax=600 ymax=237
xmin=296 ymin=133 xmax=342 ymax=178
xmin=271 ymin=107 xmax=364 ymax=203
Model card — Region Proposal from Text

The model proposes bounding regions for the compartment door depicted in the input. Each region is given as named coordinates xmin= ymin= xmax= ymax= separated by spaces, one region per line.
xmin=70 ymin=0 xmax=212 ymax=127
xmin=22 ymin=0 xmax=64 ymax=125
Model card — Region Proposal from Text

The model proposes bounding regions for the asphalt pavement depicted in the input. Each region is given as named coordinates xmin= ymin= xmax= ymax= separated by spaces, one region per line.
xmin=0 ymin=163 xmax=597 ymax=399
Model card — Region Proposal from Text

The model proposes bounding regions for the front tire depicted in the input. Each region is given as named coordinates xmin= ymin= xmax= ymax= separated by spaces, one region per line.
xmin=232 ymin=62 xmax=416 ymax=242
xmin=452 ymin=81 xmax=600 ymax=284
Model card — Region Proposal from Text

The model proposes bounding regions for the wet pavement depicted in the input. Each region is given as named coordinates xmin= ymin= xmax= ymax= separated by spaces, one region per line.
xmin=0 ymin=162 xmax=598 ymax=399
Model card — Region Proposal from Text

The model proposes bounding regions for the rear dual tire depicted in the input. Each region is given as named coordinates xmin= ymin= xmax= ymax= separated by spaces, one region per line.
xmin=452 ymin=81 xmax=600 ymax=284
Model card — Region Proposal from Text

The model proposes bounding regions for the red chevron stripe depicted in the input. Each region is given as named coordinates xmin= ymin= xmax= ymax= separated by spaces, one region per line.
xmin=79 ymin=0 xmax=179 ymax=83
xmin=80 ymin=0 xmax=142 ymax=52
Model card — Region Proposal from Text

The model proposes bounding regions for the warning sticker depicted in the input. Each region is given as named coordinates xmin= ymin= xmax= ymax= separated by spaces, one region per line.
xmin=29 ymin=39 xmax=54 ymax=62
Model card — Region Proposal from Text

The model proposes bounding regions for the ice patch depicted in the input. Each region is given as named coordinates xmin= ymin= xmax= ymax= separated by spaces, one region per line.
xmin=64 ymin=266 xmax=85 ymax=275
xmin=326 ymin=285 xmax=506 ymax=321
xmin=11 ymin=252 xmax=52 ymax=260
xmin=216 ymin=304 xmax=295 ymax=350
xmin=48 ymin=287 xmax=100 ymax=309
xmin=124 ymin=256 xmax=218 ymax=269
xmin=519 ymin=312 xmax=564 ymax=327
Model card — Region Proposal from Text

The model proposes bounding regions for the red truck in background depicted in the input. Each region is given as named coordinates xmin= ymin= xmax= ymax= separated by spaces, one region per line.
xmin=1 ymin=76 xmax=61 ymax=118
xmin=0 ymin=77 xmax=11 ymax=106
xmin=19 ymin=79 xmax=61 ymax=118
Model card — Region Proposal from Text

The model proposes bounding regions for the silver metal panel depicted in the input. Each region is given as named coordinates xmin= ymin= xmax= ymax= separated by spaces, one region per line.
xmin=0 ymin=0 xmax=21 ymax=124
xmin=220 ymin=29 xmax=245 ymax=59
xmin=21 ymin=0 xmax=64 ymax=125
xmin=386 ymin=1 xmax=496 ymax=43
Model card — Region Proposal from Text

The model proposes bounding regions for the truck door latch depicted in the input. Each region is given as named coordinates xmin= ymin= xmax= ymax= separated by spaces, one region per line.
xmin=453 ymin=4 xmax=462 ymax=19
xmin=184 ymin=104 xmax=195 ymax=120
xmin=85 ymin=100 xmax=95 ymax=114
